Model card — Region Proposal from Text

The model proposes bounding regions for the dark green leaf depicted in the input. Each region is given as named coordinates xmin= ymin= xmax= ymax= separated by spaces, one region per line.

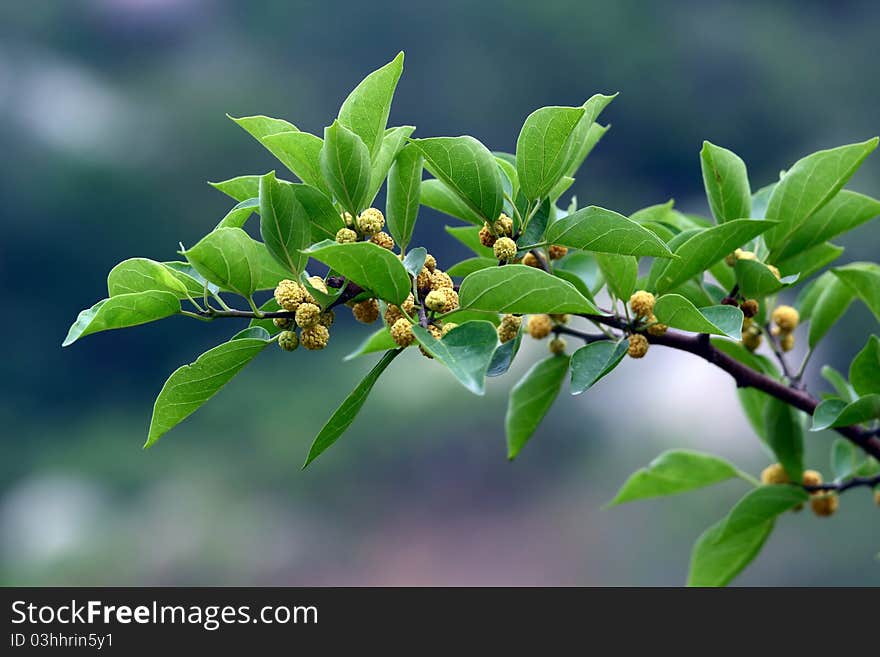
xmin=366 ymin=125 xmax=415 ymax=205
xmin=763 ymin=398 xmax=804 ymax=481
xmin=544 ymin=206 xmax=674 ymax=257
xmin=570 ymin=340 xmax=629 ymax=394
xmin=515 ymin=105 xmax=586 ymax=200
xmin=386 ymin=143 xmax=423 ymax=250
xmin=776 ymin=242 xmax=844 ymax=281
xmin=734 ymin=259 xmax=792 ymax=297
xmin=459 ymin=264 xmax=599 ymax=314
xmin=654 ymin=294 xmax=744 ymax=340
xmin=445 ymin=225 xmax=494 ymax=257
xmin=700 ymin=141 xmax=751 ymax=223
xmin=63 ymin=291 xmax=181 ymax=346
xmin=850 ymin=335 xmax=880 ymax=397
xmin=506 ymin=355 xmax=570 ymax=459
xmin=812 ymin=394 xmax=880 ymax=431
xmin=259 ymin=171 xmax=310 ymax=275
xmin=821 ymin=365 xmax=857 ymax=402
xmin=832 ymin=262 xmax=880 ymax=321
xmin=808 ymin=273 xmax=854 ymax=348
xmin=290 ymin=183 xmax=346 ymax=242
xmin=487 ymin=331 xmax=522 ymax=378
xmin=446 ymin=257 xmax=496 ymax=277
xmin=304 ymin=240 xmax=411 ymax=304
xmin=320 ymin=120 xmax=371 ymax=216
xmin=413 ymin=321 xmax=498 ymax=394
xmin=337 ymin=52 xmax=404 ymax=158
xmin=830 ymin=438 xmax=860 ymax=481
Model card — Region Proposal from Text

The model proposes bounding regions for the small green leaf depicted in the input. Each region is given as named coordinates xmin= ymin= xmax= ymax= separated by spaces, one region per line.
xmin=209 ymin=175 xmax=261 ymax=202
xmin=487 ymin=331 xmax=522 ymax=378
xmin=320 ymin=120 xmax=371 ymax=216
xmin=734 ymin=259 xmax=794 ymax=297
xmin=304 ymin=240 xmax=411 ymax=305
xmin=515 ymin=105 xmax=586 ymax=200
xmin=145 ymin=332 xmax=273 ymax=447
xmin=808 ymin=274 xmax=854 ymax=348
xmin=832 ymin=262 xmax=880 ymax=321
xmin=570 ymin=340 xmax=629 ymax=394
xmin=365 ymin=125 xmax=416 ymax=205
xmin=216 ymin=197 xmax=259 ymax=229
xmin=653 ymin=220 xmax=776 ymax=293
xmin=444 ymin=225 xmax=494 ymax=257
xmin=260 ymin=131 xmax=330 ymax=195
xmin=229 ymin=114 xmax=297 ymax=139
xmin=259 ymin=171 xmax=310 ymax=275
xmin=446 ymin=257 xmax=497 ymax=277
xmin=63 ymin=291 xmax=181 ymax=346
xmin=304 ymin=349 xmax=401 ymax=468
xmin=763 ymin=398 xmax=804 ymax=482
xmin=344 ymin=327 xmax=397 ymax=361
xmin=411 ymin=136 xmax=503 ymax=224
xmin=337 ymin=52 xmax=404 ymax=159
xmin=700 ymin=141 xmax=751 ymax=223
xmin=459 ymin=265 xmax=599 ymax=314
xmin=291 ymin=183 xmax=346 ymax=242
xmin=830 ymin=438 xmax=860 ymax=481
xmin=607 ymin=449 xmax=740 ymax=506
xmin=413 ymin=321 xmax=498 ymax=395
xmin=812 ymin=394 xmax=880 ymax=431
xmin=506 ymin=355 xmax=570 ymax=459
xmin=764 ymin=138 xmax=879 ymax=253
xmin=716 ymin=485 xmax=807 ymax=543
xmin=422 ymin=180 xmax=484 ymax=226
xmin=107 ymin=258 xmax=192 ymax=298
xmin=821 ymin=365 xmax=858 ymax=402
xmin=776 ymin=242 xmax=844 ymax=281
xmin=544 ymin=206 xmax=674 ymax=258
xmin=386 ymin=144 xmax=423 ymax=251
xmin=687 ymin=517 xmax=773 ymax=587
xmin=653 ymin=294 xmax=744 ymax=340
xmin=850 ymin=335 xmax=880 ymax=397
xmin=183 ymin=227 xmax=290 ymax=296
xmin=563 ymin=120 xmax=610 ymax=178
xmin=401 ymin=247 xmax=427 ymax=278
xmin=554 ymin=252 xmax=603 ymax=297
xmin=595 ymin=253 xmax=638 ymax=301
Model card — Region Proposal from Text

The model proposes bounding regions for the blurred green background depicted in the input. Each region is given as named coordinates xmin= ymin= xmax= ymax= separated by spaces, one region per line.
xmin=2 ymin=0 xmax=878 ymax=586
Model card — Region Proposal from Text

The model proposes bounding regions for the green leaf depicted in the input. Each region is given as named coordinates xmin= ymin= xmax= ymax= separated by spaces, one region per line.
xmin=216 ymin=197 xmax=259 ymax=229
xmin=515 ymin=105 xmax=586 ymax=200
xmin=830 ymin=438 xmax=860 ymax=481
xmin=63 ymin=291 xmax=181 ymax=346
xmin=495 ymin=155 xmax=519 ymax=199
xmin=570 ymin=340 xmax=629 ymax=394
xmin=446 ymin=257 xmax=496 ymax=277
xmin=320 ymin=120 xmax=371 ymax=216
xmin=290 ymin=183 xmax=346 ymax=242
xmin=563 ymin=121 xmax=610 ymax=178
xmin=812 ymin=394 xmax=880 ymax=431
xmin=145 ymin=332 xmax=273 ymax=447
xmin=259 ymin=171 xmax=310 ymax=275
xmin=821 ymin=365 xmax=858 ymax=402
xmin=734 ymin=259 xmax=795 ymax=297
xmin=506 ymin=355 xmax=570 ymax=459
xmin=771 ymin=190 xmax=880 ymax=262
xmin=413 ymin=321 xmax=498 ymax=395
xmin=653 ymin=294 xmax=744 ymax=340
xmin=763 ymin=398 xmax=804 ymax=482
xmin=209 ymin=175 xmax=261 ymax=202
xmin=763 ymin=138 xmax=879 ymax=252
xmin=608 ymin=449 xmax=740 ymax=506
xmin=808 ymin=274 xmax=854 ymax=348
xmin=652 ymin=220 xmax=776 ymax=293
xmin=163 ymin=261 xmax=218 ymax=294
xmin=411 ymin=136 xmax=503 ymax=223
xmin=344 ymin=327 xmax=397 ymax=361
xmin=700 ymin=141 xmax=751 ymax=223
xmin=229 ymin=114 xmax=297 ymax=139
xmin=400 ymin=247 xmax=427 ymax=278
xmin=386 ymin=144 xmax=423 ymax=251
xmin=553 ymin=251 xmax=603 ymax=300
xmin=421 ymin=180 xmax=484 ymax=226
xmin=304 ymin=349 xmax=401 ymax=467
xmin=107 ymin=258 xmax=193 ymax=299
xmin=445 ymin=225 xmax=494 ymax=257
xmin=487 ymin=331 xmax=522 ymax=378
xmin=776 ymin=242 xmax=844 ymax=281
xmin=365 ymin=125 xmax=415 ymax=205
xmin=183 ymin=227 xmax=290 ymax=296
xmin=459 ymin=264 xmax=599 ymax=314
xmin=260 ymin=131 xmax=330 ymax=195
xmin=850 ymin=335 xmax=880 ymax=397
xmin=687 ymin=517 xmax=773 ymax=587
xmin=832 ymin=262 xmax=880 ymax=321
xmin=304 ymin=240 xmax=411 ymax=304
xmin=595 ymin=253 xmax=638 ymax=300
xmin=716 ymin=485 xmax=807 ymax=543
xmin=337 ymin=52 xmax=404 ymax=159
xmin=544 ymin=206 xmax=674 ymax=258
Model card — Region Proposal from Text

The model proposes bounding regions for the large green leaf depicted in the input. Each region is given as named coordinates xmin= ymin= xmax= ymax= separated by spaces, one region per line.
xmin=366 ymin=125 xmax=415 ymax=205
xmin=544 ymin=206 xmax=674 ymax=258
xmin=652 ymin=220 xmax=776 ymax=293
xmin=422 ymin=180 xmax=485 ymax=226
xmin=229 ymin=114 xmax=296 ymax=140
xmin=216 ymin=197 xmax=259 ymax=229
xmin=386 ymin=143 xmax=423 ymax=251
xmin=653 ymin=294 xmax=744 ymax=340
xmin=411 ymin=136 xmax=503 ymax=223
xmin=304 ymin=349 xmax=401 ymax=467
xmin=260 ymin=131 xmax=330 ymax=195
xmin=763 ymin=398 xmax=804 ymax=482
xmin=63 ymin=291 xmax=181 ymax=346
xmin=811 ymin=394 xmax=880 ymax=431
xmin=145 ymin=330 xmax=273 ymax=447
xmin=832 ymin=262 xmax=880 ymax=321
xmin=850 ymin=335 xmax=880 ymax=397
xmin=763 ymin=138 xmax=879 ymax=252
xmin=458 ymin=265 xmax=599 ymax=314
xmin=506 ymin=355 xmax=570 ymax=459
xmin=446 ymin=257 xmax=497 ymax=277
xmin=554 ymin=252 xmax=603 ymax=296
xmin=570 ymin=340 xmax=629 ymax=395
xmin=607 ymin=449 xmax=740 ymax=506
xmin=107 ymin=258 xmax=194 ymax=299
xmin=290 ymin=183 xmax=346 ymax=242
xmin=344 ymin=327 xmax=397 ymax=361
xmin=808 ymin=274 xmax=854 ymax=348
xmin=563 ymin=120 xmax=611 ymax=178
xmin=320 ymin=120 xmax=371 ymax=216
xmin=776 ymin=242 xmax=844 ymax=281
xmin=413 ymin=321 xmax=498 ymax=395
xmin=700 ymin=141 xmax=751 ymax=223
xmin=304 ymin=240 xmax=411 ymax=304
xmin=259 ymin=171 xmax=310 ymax=275
xmin=595 ymin=253 xmax=638 ymax=300
xmin=770 ymin=190 xmax=880 ymax=262
xmin=209 ymin=175 xmax=261 ymax=202
xmin=183 ymin=227 xmax=290 ymax=296
xmin=716 ymin=485 xmax=807 ymax=543
xmin=687 ymin=517 xmax=773 ymax=587
xmin=515 ymin=105 xmax=585 ymax=200
xmin=337 ymin=52 xmax=404 ymax=159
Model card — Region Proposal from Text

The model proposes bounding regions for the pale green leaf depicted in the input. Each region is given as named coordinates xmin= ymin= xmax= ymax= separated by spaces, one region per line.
xmin=413 ymin=321 xmax=498 ymax=395
xmin=763 ymin=398 xmax=804 ymax=481
xmin=259 ymin=171 xmax=310 ymax=275
xmin=812 ymin=394 xmax=880 ymax=431
xmin=260 ymin=131 xmax=330 ymax=195
xmin=107 ymin=258 xmax=192 ymax=299
xmin=337 ymin=52 xmax=404 ymax=158
xmin=386 ymin=143 xmax=422 ymax=251
xmin=700 ymin=141 xmax=751 ymax=223
xmin=63 ymin=291 xmax=180 ymax=346
xmin=716 ymin=485 xmax=807 ymax=543
xmin=516 ymin=105 xmax=585 ymax=200
xmin=209 ymin=175 xmax=261 ymax=202
xmin=365 ymin=125 xmax=415 ymax=205
xmin=595 ymin=253 xmax=638 ymax=300
xmin=654 ymin=294 xmax=744 ymax=340
xmin=570 ymin=340 xmax=628 ymax=394
xmin=320 ymin=120 xmax=371 ymax=216
xmin=850 ymin=335 xmax=880 ymax=397
xmin=544 ymin=206 xmax=674 ymax=258
xmin=304 ymin=240 xmax=411 ymax=305
xmin=506 ymin=355 xmax=570 ymax=459
xmin=422 ymin=180 xmax=485 ymax=226
xmin=832 ymin=262 xmax=880 ymax=321
xmin=687 ymin=517 xmax=773 ymax=587
xmin=459 ymin=265 xmax=599 ymax=314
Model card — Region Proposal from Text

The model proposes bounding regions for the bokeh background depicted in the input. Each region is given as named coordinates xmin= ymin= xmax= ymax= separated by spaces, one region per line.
xmin=2 ymin=0 xmax=879 ymax=586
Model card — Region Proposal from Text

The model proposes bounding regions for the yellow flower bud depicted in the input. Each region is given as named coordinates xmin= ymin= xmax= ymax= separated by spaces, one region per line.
xmin=810 ymin=492 xmax=839 ymax=517
xmin=274 ymin=279 xmax=305 ymax=312
xmin=352 ymin=299 xmax=380 ymax=324
xmin=527 ymin=314 xmax=553 ymax=339
xmin=771 ymin=305 xmax=799 ymax=332
xmin=760 ymin=463 xmax=789 ymax=485
xmin=548 ymin=244 xmax=568 ymax=260
xmin=390 ymin=318 xmax=415 ymax=347
xmin=295 ymin=302 xmax=321 ymax=329
xmin=493 ymin=237 xmax=517 ymax=261
xmin=336 ymin=227 xmax=358 ymax=244
xmin=627 ymin=333 xmax=649 ymax=358
xmin=549 ymin=337 xmax=567 ymax=355
xmin=356 ymin=207 xmax=385 ymax=235
xmin=629 ymin=290 xmax=655 ymax=318
xmin=300 ymin=324 xmax=329 ymax=350
xmin=370 ymin=231 xmax=395 ymax=250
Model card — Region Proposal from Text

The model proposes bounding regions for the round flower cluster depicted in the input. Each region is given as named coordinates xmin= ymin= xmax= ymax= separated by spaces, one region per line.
xmin=273 ymin=277 xmax=334 ymax=351
xmin=479 ymin=213 xmax=514 ymax=248
xmin=761 ymin=463 xmax=840 ymax=517
xmin=771 ymin=305 xmax=799 ymax=352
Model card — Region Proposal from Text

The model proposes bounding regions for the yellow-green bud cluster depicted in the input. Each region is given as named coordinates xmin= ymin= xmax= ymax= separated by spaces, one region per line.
xmin=627 ymin=333 xmax=649 ymax=359
xmin=493 ymin=237 xmax=517 ymax=262
xmin=278 ymin=330 xmax=299 ymax=352
xmin=527 ymin=314 xmax=553 ymax=339
xmin=272 ymin=279 xmax=333 ymax=353
xmin=629 ymin=290 xmax=655 ymax=318
xmin=356 ymin=207 xmax=385 ymax=235
xmin=549 ymin=337 xmax=567 ymax=355
xmin=497 ymin=314 xmax=521 ymax=343
xmin=370 ymin=231 xmax=395 ymax=250
xmin=336 ymin=227 xmax=358 ymax=244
